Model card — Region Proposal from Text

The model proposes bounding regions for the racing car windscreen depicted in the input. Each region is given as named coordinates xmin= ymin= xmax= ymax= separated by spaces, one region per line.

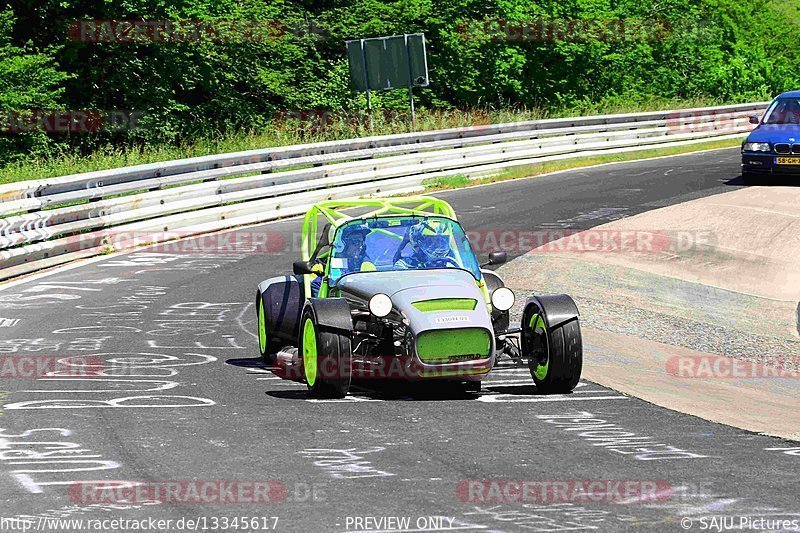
xmin=328 ymin=216 xmax=482 ymax=283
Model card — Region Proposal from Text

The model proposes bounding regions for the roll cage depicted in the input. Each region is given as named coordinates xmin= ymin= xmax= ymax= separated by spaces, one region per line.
xmin=298 ymin=197 xmax=488 ymax=300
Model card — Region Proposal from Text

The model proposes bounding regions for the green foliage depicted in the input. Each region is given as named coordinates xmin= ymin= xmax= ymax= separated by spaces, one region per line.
xmin=0 ymin=0 xmax=797 ymax=170
xmin=0 ymin=8 xmax=69 ymax=162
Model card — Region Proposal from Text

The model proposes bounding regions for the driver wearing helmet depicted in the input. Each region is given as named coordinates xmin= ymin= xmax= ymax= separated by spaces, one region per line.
xmin=396 ymin=221 xmax=453 ymax=269
xmin=311 ymin=223 xmax=373 ymax=296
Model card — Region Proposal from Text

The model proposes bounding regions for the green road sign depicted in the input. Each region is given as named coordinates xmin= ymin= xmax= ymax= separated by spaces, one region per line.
xmin=346 ymin=34 xmax=428 ymax=92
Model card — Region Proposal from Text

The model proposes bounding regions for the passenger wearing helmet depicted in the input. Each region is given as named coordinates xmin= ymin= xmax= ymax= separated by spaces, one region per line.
xmin=336 ymin=223 xmax=373 ymax=272
xmin=395 ymin=221 xmax=457 ymax=270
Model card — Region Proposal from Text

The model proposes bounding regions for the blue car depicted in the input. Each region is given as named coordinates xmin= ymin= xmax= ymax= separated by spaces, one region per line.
xmin=741 ymin=91 xmax=800 ymax=183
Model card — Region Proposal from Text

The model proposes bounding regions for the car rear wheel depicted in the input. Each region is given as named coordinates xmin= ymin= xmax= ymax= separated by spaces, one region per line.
xmin=522 ymin=301 xmax=582 ymax=394
xmin=300 ymin=308 xmax=351 ymax=398
xmin=257 ymin=295 xmax=281 ymax=364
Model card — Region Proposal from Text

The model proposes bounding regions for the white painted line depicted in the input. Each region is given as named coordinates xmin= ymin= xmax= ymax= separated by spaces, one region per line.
xmin=0 ymin=248 xmax=134 ymax=292
xmin=484 ymin=382 xmax=611 ymax=394
xmin=306 ymin=396 xmax=383 ymax=403
xmin=477 ymin=394 xmax=628 ymax=403
xmin=236 ymin=302 xmax=257 ymax=340
xmin=484 ymin=378 xmax=590 ymax=385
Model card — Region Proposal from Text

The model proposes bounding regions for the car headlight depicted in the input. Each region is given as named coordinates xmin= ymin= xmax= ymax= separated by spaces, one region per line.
xmin=491 ymin=287 xmax=515 ymax=311
xmin=368 ymin=293 xmax=392 ymax=317
xmin=742 ymin=142 xmax=771 ymax=153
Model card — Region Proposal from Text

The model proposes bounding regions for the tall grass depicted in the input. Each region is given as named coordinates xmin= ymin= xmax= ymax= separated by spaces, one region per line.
xmin=0 ymin=96 xmax=726 ymax=185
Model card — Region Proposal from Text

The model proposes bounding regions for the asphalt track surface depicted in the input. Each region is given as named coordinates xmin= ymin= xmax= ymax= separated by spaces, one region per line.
xmin=0 ymin=148 xmax=798 ymax=533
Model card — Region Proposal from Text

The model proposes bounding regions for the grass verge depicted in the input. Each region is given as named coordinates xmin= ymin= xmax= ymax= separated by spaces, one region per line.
xmin=0 ymin=97 xmax=730 ymax=186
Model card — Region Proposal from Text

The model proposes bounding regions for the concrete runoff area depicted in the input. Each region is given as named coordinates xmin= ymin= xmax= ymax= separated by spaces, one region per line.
xmin=583 ymin=328 xmax=800 ymax=440
xmin=534 ymin=186 xmax=800 ymax=301
xmin=499 ymin=185 xmax=800 ymax=440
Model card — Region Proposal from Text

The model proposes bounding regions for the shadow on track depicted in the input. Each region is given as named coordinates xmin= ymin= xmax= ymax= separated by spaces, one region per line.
xmin=726 ymin=174 xmax=800 ymax=186
xmin=484 ymin=384 xmax=540 ymax=395
xmin=229 ymin=357 xmax=556 ymax=401
xmin=266 ymin=380 xmax=484 ymax=401
xmin=225 ymin=357 xmax=264 ymax=369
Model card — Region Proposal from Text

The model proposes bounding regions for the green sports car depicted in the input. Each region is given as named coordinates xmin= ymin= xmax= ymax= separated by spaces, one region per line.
xmin=255 ymin=196 xmax=582 ymax=398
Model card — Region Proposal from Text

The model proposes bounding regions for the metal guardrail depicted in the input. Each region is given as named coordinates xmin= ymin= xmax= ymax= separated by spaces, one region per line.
xmin=0 ymin=102 xmax=765 ymax=205
xmin=0 ymin=111 xmax=752 ymax=215
xmin=0 ymin=103 xmax=767 ymax=282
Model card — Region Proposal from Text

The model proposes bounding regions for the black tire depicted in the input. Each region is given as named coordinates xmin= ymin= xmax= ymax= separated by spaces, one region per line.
xmin=299 ymin=307 xmax=351 ymax=398
xmin=522 ymin=302 xmax=582 ymax=394
xmin=256 ymin=294 xmax=281 ymax=364
xmin=741 ymin=171 xmax=759 ymax=185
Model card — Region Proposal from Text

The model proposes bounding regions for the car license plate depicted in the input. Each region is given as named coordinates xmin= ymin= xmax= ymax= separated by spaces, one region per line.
xmin=775 ymin=157 xmax=800 ymax=165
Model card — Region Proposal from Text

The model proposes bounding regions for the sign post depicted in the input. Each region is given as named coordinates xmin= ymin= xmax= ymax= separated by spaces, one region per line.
xmin=405 ymin=34 xmax=415 ymax=125
xmin=346 ymin=33 xmax=429 ymax=128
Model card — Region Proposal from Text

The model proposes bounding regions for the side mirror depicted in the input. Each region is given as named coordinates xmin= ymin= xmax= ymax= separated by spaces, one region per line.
xmin=486 ymin=251 xmax=507 ymax=266
xmin=293 ymin=261 xmax=315 ymax=275
xmin=749 ymin=115 xmax=760 ymax=125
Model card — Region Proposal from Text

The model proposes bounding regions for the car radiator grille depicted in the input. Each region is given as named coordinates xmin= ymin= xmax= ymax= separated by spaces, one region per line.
xmin=416 ymin=328 xmax=490 ymax=364
xmin=411 ymin=298 xmax=478 ymax=312
xmin=774 ymin=143 xmax=791 ymax=154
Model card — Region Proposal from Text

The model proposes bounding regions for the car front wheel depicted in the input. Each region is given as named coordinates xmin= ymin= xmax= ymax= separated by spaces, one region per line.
xmin=300 ymin=307 xmax=352 ymax=398
xmin=522 ymin=297 xmax=582 ymax=394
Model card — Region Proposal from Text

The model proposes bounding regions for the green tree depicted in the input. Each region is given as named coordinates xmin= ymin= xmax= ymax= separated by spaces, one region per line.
xmin=0 ymin=8 xmax=68 ymax=163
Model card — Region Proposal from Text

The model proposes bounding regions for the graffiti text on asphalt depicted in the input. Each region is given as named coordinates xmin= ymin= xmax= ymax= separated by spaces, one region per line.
xmin=536 ymin=411 xmax=708 ymax=460
xmin=299 ymin=447 xmax=395 ymax=479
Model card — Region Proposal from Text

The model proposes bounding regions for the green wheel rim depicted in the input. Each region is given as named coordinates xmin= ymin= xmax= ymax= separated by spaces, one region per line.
xmin=303 ymin=318 xmax=317 ymax=387
xmin=258 ymin=301 xmax=267 ymax=354
xmin=530 ymin=312 xmax=549 ymax=380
